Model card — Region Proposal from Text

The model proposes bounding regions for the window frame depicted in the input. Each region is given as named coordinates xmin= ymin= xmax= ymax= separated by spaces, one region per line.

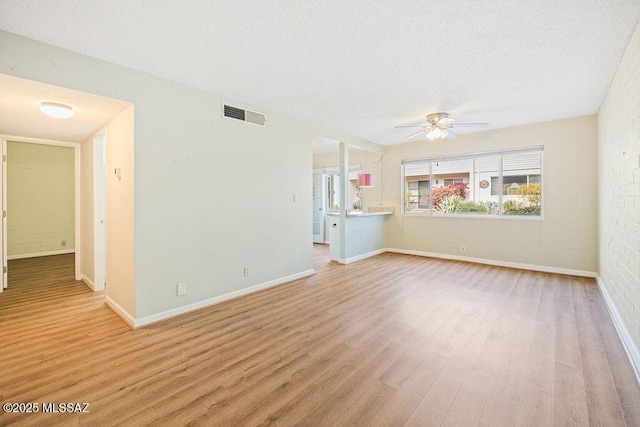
xmin=401 ymin=146 xmax=544 ymax=219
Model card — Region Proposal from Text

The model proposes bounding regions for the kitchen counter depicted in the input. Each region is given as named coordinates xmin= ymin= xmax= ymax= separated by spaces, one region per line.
xmin=326 ymin=211 xmax=393 ymax=217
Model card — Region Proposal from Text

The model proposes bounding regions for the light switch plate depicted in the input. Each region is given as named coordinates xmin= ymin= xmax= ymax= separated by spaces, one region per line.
xmin=177 ymin=282 xmax=187 ymax=296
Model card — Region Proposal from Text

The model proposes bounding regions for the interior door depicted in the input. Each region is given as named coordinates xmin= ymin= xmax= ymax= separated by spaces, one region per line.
xmin=312 ymin=170 xmax=325 ymax=243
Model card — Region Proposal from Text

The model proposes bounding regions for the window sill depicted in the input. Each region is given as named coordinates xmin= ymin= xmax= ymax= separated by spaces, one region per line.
xmin=403 ymin=212 xmax=543 ymax=220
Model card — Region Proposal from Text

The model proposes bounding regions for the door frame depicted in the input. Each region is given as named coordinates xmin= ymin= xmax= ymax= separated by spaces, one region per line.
xmin=93 ymin=132 xmax=107 ymax=291
xmin=2 ymin=140 xmax=6 ymax=289
xmin=0 ymin=134 xmax=81 ymax=292
xmin=312 ymin=169 xmax=326 ymax=244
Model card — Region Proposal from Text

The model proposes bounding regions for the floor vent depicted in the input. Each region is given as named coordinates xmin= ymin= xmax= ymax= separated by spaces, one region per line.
xmin=223 ymin=104 xmax=266 ymax=126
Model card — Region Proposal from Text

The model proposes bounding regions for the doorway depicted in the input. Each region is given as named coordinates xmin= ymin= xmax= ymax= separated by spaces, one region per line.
xmin=311 ymin=137 xmax=340 ymax=268
xmin=0 ymin=137 xmax=81 ymax=292
xmin=312 ymin=169 xmax=325 ymax=244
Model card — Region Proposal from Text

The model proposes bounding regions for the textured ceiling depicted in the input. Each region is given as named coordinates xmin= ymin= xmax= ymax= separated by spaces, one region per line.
xmin=0 ymin=74 xmax=131 ymax=142
xmin=1 ymin=1 xmax=639 ymax=145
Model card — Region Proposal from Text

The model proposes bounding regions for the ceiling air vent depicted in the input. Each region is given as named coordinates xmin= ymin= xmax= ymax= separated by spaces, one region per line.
xmin=223 ymin=104 xmax=266 ymax=126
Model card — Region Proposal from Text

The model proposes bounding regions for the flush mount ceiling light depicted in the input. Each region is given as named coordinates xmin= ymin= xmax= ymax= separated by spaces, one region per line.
xmin=40 ymin=102 xmax=74 ymax=119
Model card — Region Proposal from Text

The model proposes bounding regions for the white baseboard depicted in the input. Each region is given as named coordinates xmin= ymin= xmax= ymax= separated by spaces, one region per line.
xmin=105 ymin=296 xmax=136 ymax=330
xmin=133 ymin=269 xmax=315 ymax=328
xmin=339 ymin=248 xmax=387 ymax=265
xmin=387 ymin=248 xmax=597 ymax=278
xmin=596 ymin=276 xmax=640 ymax=386
xmin=8 ymin=249 xmax=75 ymax=260
xmin=81 ymin=274 xmax=95 ymax=291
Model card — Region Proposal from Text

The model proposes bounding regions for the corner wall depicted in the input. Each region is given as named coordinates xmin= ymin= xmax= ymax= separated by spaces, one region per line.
xmin=598 ymin=22 xmax=640 ymax=354
xmin=383 ymin=116 xmax=598 ymax=274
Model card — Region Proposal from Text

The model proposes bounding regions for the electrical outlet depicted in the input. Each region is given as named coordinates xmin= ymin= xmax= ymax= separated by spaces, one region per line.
xmin=460 ymin=246 xmax=466 ymax=253
xmin=177 ymin=282 xmax=187 ymax=296
xmin=243 ymin=266 xmax=250 ymax=276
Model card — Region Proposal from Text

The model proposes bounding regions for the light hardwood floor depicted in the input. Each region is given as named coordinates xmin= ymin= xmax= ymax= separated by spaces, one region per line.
xmin=1 ymin=247 xmax=639 ymax=426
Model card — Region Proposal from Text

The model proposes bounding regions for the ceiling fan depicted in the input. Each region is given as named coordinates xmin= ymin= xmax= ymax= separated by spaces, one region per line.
xmin=395 ymin=112 xmax=489 ymax=140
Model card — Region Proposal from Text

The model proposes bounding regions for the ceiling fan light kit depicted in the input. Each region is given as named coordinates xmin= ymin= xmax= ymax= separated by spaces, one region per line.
xmin=396 ymin=112 xmax=488 ymax=141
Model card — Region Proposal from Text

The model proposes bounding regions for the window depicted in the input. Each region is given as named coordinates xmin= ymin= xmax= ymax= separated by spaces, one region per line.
xmin=443 ymin=178 xmax=464 ymax=186
xmin=406 ymin=180 xmax=430 ymax=210
xmin=402 ymin=147 xmax=543 ymax=217
xmin=491 ymin=174 xmax=541 ymax=195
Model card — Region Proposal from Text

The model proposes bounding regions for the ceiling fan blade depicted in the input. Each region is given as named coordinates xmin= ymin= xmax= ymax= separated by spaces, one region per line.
xmin=437 ymin=117 xmax=454 ymax=125
xmin=394 ymin=124 xmax=428 ymax=128
xmin=404 ymin=130 xmax=426 ymax=140
xmin=446 ymin=130 xmax=457 ymax=139
xmin=451 ymin=122 xmax=489 ymax=128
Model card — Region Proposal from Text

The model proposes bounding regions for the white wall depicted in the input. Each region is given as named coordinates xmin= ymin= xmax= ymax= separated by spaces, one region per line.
xmin=0 ymin=30 xmax=379 ymax=322
xmin=81 ymin=135 xmax=94 ymax=284
xmin=105 ymin=106 xmax=135 ymax=315
xmin=598 ymin=22 xmax=640 ymax=352
xmin=80 ymin=109 xmax=134 ymax=312
xmin=7 ymin=141 xmax=74 ymax=258
xmin=345 ymin=215 xmax=387 ymax=260
xmin=384 ymin=116 xmax=598 ymax=273
xmin=313 ymin=151 xmax=340 ymax=169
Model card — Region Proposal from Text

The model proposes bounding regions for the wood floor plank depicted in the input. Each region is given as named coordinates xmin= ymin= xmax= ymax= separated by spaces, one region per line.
xmin=555 ymin=311 xmax=582 ymax=370
xmin=1 ymin=248 xmax=639 ymax=426
xmin=515 ymin=385 xmax=553 ymax=427
xmin=404 ymin=343 xmax=482 ymax=426
xmin=523 ymin=318 xmax=556 ymax=393
xmin=523 ymin=275 xmax=557 ymax=393
xmin=479 ymin=350 xmax=528 ymax=427
xmin=553 ymin=362 xmax=589 ymax=426
xmin=360 ymin=351 xmax=449 ymax=427
xmin=379 ymin=334 xmax=431 ymax=389
xmin=440 ymin=370 xmax=492 ymax=427
xmin=572 ymin=279 xmax=626 ymax=426
xmin=293 ymin=343 xmax=406 ymax=427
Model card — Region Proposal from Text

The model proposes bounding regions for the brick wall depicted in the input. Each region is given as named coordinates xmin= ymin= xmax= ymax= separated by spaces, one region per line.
xmin=598 ymin=23 xmax=640 ymax=350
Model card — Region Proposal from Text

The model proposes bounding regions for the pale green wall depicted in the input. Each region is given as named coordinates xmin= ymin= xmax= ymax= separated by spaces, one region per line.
xmin=7 ymin=141 xmax=74 ymax=258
